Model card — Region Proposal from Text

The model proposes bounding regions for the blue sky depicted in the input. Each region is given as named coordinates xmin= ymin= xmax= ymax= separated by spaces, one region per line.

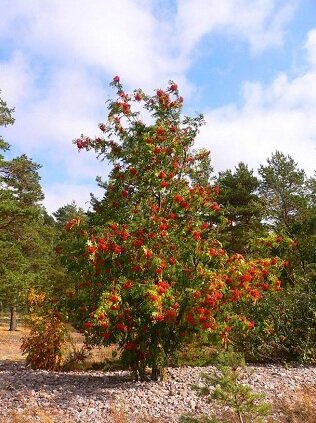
xmin=1 ymin=0 xmax=316 ymax=213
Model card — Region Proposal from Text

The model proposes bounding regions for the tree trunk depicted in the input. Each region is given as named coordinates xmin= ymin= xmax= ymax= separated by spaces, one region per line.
xmin=151 ymin=366 xmax=163 ymax=381
xmin=237 ymin=410 xmax=244 ymax=423
xmin=9 ymin=306 xmax=17 ymax=331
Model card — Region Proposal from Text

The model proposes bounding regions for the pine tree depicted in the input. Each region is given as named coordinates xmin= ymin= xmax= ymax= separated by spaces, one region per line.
xmin=0 ymin=91 xmax=62 ymax=328
xmin=259 ymin=151 xmax=307 ymax=233
xmin=216 ymin=163 xmax=264 ymax=255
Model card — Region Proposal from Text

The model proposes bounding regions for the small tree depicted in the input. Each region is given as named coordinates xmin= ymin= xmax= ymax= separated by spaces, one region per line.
xmin=190 ymin=352 xmax=271 ymax=423
xmin=60 ymin=78 xmax=283 ymax=380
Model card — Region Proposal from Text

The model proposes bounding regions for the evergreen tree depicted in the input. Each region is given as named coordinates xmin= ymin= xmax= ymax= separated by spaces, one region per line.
xmin=0 ymin=90 xmax=14 ymax=151
xmin=216 ymin=163 xmax=264 ymax=255
xmin=258 ymin=151 xmax=309 ymax=279
xmin=0 ymin=154 xmax=45 ymax=312
xmin=53 ymin=201 xmax=86 ymax=229
xmin=258 ymin=151 xmax=307 ymax=234
xmin=291 ymin=173 xmax=316 ymax=274
xmin=0 ymin=91 xmax=64 ymax=326
xmin=232 ymin=155 xmax=316 ymax=363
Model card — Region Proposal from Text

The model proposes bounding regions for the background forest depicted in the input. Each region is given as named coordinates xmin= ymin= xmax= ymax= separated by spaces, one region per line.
xmin=1 ymin=85 xmax=315 ymax=367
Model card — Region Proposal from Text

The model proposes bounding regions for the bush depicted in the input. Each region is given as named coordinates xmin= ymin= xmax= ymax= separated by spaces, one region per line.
xmin=231 ymin=279 xmax=316 ymax=364
xmin=21 ymin=290 xmax=68 ymax=371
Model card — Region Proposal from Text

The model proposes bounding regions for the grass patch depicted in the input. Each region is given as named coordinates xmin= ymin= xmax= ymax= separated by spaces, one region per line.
xmin=174 ymin=341 xmax=220 ymax=368
xmin=0 ymin=322 xmax=121 ymax=371
xmin=0 ymin=407 xmax=74 ymax=423
xmin=273 ymin=385 xmax=316 ymax=422
xmin=0 ymin=324 xmax=29 ymax=361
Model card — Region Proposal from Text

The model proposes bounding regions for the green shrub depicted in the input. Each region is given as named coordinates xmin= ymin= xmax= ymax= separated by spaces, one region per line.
xmin=182 ymin=351 xmax=271 ymax=423
xmin=231 ymin=280 xmax=316 ymax=364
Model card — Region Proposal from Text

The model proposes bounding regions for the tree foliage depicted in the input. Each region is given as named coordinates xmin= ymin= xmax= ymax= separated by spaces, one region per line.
xmin=232 ymin=152 xmax=316 ymax=363
xmin=1 ymin=85 xmax=314 ymax=368
xmin=0 ymin=92 xmax=67 ymax=313
xmin=216 ymin=163 xmax=263 ymax=255
xmin=58 ymin=78 xmax=284 ymax=380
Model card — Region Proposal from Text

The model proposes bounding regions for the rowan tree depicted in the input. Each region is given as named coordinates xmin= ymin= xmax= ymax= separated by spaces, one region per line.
xmin=60 ymin=78 xmax=284 ymax=380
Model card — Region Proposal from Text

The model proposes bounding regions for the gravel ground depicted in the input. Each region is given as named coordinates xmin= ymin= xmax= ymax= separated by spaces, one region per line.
xmin=0 ymin=360 xmax=315 ymax=422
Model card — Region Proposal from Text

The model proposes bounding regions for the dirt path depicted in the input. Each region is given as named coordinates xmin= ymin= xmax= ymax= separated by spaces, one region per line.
xmin=0 ymin=325 xmax=27 ymax=361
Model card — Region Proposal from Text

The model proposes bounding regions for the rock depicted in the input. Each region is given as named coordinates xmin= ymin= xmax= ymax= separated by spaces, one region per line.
xmin=87 ymin=407 xmax=97 ymax=415
xmin=189 ymin=399 xmax=196 ymax=409
xmin=0 ymin=362 xmax=315 ymax=422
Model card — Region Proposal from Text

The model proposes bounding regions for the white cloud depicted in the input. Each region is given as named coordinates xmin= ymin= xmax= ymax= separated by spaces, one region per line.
xmin=1 ymin=0 xmax=311 ymax=215
xmin=0 ymin=0 xmax=187 ymax=91
xmin=0 ymin=0 xmax=191 ymax=158
xmin=0 ymin=51 xmax=35 ymax=107
xmin=0 ymin=0 xmax=297 ymax=92
xmin=16 ymin=67 xmax=107 ymax=149
xmin=175 ymin=0 xmax=296 ymax=56
xmin=43 ymin=182 xmax=104 ymax=214
xmin=0 ymin=59 xmax=110 ymax=187
xmin=197 ymin=51 xmax=316 ymax=176
xmin=305 ymin=29 xmax=316 ymax=68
